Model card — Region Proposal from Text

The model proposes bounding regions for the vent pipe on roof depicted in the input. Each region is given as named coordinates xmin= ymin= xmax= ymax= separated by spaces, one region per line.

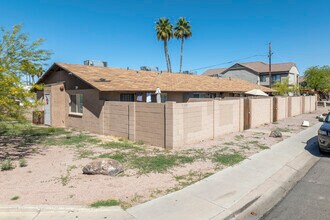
xmin=140 ymin=66 xmax=159 ymax=71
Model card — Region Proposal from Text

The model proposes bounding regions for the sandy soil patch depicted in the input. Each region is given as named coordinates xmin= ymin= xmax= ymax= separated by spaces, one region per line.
xmin=0 ymin=108 xmax=327 ymax=208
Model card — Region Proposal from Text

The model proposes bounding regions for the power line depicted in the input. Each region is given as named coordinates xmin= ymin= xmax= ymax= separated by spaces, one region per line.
xmin=189 ymin=54 xmax=267 ymax=72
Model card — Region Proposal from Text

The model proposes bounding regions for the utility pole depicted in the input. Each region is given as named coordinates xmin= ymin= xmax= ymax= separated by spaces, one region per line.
xmin=268 ymin=42 xmax=273 ymax=88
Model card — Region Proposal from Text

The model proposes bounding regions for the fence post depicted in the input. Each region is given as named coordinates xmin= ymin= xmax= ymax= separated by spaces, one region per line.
xmin=243 ymin=98 xmax=251 ymax=130
xmin=273 ymin=97 xmax=278 ymax=122
xmin=128 ymin=102 xmax=136 ymax=141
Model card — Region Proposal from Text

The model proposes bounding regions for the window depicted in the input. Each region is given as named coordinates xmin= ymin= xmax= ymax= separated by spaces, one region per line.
xmin=260 ymin=75 xmax=267 ymax=82
xmin=70 ymin=94 xmax=83 ymax=114
xmin=272 ymin=74 xmax=281 ymax=83
xmin=120 ymin=93 xmax=134 ymax=102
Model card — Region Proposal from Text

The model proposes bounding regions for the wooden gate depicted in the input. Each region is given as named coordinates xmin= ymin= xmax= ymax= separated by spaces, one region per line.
xmin=273 ymin=97 xmax=278 ymax=122
xmin=243 ymin=98 xmax=251 ymax=130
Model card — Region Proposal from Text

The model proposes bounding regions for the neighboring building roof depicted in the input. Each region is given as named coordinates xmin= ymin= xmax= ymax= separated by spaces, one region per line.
xmin=202 ymin=61 xmax=296 ymax=76
xmin=298 ymin=76 xmax=305 ymax=83
xmin=38 ymin=63 xmax=274 ymax=93
xmin=203 ymin=68 xmax=227 ymax=76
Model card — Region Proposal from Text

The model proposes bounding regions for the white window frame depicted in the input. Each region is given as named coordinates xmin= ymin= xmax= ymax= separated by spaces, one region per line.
xmin=69 ymin=94 xmax=83 ymax=115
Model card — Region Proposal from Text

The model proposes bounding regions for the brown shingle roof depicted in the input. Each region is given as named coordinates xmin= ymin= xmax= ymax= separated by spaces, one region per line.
xmin=203 ymin=61 xmax=296 ymax=75
xmin=240 ymin=61 xmax=296 ymax=73
xmin=39 ymin=63 xmax=274 ymax=93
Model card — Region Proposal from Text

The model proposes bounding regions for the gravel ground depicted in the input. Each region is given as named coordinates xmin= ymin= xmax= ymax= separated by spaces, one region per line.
xmin=0 ymin=107 xmax=327 ymax=208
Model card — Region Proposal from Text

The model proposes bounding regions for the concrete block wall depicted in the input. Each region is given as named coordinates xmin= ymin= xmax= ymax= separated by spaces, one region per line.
xmin=276 ymin=97 xmax=289 ymax=121
xmin=302 ymin=96 xmax=310 ymax=113
xmin=310 ymin=96 xmax=316 ymax=112
xmin=289 ymin=96 xmax=302 ymax=117
xmin=166 ymin=100 xmax=243 ymax=148
xmin=103 ymin=102 xmax=166 ymax=147
xmin=103 ymin=102 xmax=130 ymax=138
xmin=171 ymin=102 xmax=214 ymax=147
xmin=214 ymin=99 xmax=244 ymax=137
xmin=249 ymin=98 xmax=273 ymax=127
xmin=134 ymin=103 xmax=165 ymax=147
xmin=46 ymin=85 xmax=317 ymax=149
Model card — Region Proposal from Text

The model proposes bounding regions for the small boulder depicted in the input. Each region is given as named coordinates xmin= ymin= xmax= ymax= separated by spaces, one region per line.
xmin=83 ymin=159 xmax=124 ymax=176
xmin=302 ymin=121 xmax=310 ymax=127
xmin=269 ymin=130 xmax=282 ymax=138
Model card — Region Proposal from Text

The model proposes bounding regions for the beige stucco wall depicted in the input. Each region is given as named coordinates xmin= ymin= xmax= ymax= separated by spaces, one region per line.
xmin=50 ymin=83 xmax=66 ymax=127
xmin=66 ymin=89 xmax=104 ymax=134
xmin=250 ymin=98 xmax=273 ymax=127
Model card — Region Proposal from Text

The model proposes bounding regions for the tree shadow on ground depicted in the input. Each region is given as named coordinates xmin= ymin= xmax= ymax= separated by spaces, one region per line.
xmin=0 ymin=123 xmax=66 ymax=160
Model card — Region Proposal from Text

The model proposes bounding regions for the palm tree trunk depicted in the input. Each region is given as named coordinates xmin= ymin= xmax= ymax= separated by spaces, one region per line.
xmin=179 ymin=38 xmax=184 ymax=73
xmin=164 ymin=40 xmax=170 ymax=72
xmin=167 ymin=47 xmax=172 ymax=73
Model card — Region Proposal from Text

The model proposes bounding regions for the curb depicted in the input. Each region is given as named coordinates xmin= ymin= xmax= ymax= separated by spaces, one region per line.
xmin=0 ymin=205 xmax=134 ymax=220
xmin=213 ymin=141 xmax=320 ymax=220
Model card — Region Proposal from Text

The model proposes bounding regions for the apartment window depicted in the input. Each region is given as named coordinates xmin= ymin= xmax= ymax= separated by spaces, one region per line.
xmin=120 ymin=93 xmax=134 ymax=102
xmin=260 ymin=75 xmax=267 ymax=82
xmin=70 ymin=94 xmax=83 ymax=114
xmin=272 ymin=74 xmax=281 ymax=82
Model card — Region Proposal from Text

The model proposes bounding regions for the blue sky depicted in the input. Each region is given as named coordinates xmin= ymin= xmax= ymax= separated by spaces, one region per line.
xmin=1 ymin=0 xmax=329 ymax=74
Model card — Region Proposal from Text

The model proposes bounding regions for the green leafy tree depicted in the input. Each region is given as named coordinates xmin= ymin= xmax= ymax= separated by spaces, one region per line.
xmin=273 ymin=78 xmax=290 ymax=96
xmin=174 ymin=17 xmax=192 ymax=73
xmin=156 ymin=18 xmax=173 ymax=73
xmin=304 ymin=66 xmax=330 ymax=100
xmin=0 ymin=24 xmax=51 ymax=121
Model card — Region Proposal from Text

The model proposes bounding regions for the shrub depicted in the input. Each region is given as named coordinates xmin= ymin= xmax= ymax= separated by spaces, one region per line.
xmin=1 ymin=159 xmax=15 ymax=171
xmin=11 ymin=196 xmax=19 ymax=201
xmin=19 ymin=159 xmax=28 ymax=167
xmin=90 ymin=199 xmax=120 ymax=208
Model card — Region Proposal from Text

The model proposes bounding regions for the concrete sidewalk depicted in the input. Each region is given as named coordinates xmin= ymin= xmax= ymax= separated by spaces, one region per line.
xmin=0 ymin=123 xmax=321 ymax=220
xmin=127 ymin=123 xmax=322 ymax=220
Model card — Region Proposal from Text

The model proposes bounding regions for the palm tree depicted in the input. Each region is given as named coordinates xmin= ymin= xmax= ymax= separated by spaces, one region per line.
xmin=155 ymin=18 xmax=173 ymax=72
xmin=174 ymin=17 xmax=192 ymax=73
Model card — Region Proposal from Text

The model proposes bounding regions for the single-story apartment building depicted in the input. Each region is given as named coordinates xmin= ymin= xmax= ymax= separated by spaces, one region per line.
xmin=203 ymin=61 xmax=299 ymax=87
xmin=36 ymin=62 xmax=273 ymax=127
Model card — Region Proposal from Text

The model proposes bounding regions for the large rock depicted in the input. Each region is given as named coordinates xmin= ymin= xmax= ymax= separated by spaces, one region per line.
xmin=83 ymin=159 xmax=124 ymax=176
xmin=269 ymin=130 xmax=282 ymax=138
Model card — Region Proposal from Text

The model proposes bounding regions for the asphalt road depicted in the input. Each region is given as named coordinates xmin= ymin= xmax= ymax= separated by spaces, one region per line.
xmin=262 ymin=153 xmax=330 ymax=220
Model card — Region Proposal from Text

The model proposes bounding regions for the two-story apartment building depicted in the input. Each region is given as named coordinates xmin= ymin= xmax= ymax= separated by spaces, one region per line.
xmin=203 ymin=61 xmax=299 ymax=87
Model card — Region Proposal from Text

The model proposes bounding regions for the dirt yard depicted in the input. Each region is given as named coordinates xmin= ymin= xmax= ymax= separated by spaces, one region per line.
xmin=0 ymin=108 xmax=327 ymax=208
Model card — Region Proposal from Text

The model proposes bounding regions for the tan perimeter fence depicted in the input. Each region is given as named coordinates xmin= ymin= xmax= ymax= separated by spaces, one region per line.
xmin=63 ymin=95 xmax=316 ymax=149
